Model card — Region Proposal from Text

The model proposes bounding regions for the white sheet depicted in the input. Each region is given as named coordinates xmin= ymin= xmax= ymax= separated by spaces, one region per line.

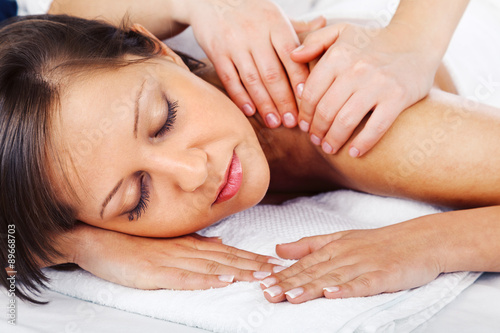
xmin=38 ymin=191 xmax=479 ymax=333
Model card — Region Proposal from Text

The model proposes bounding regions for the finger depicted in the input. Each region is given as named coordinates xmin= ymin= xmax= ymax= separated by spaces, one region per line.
xmin=166 ymin=257 xmax=262 ymax=283
xmin=290 ymin=16 xmax=327 ymax=34
xmin=181 ymin=250 xmax=277 ymax=273
xmin=212 ymin=56 xmax=256 ymax=116
xmin=308 ymin=78 xmax=354 ymax=141
xmin=187 ymin=237 xmax=275 ymax=264
xmin=290 ymin=24 xmax=345 ymax=64
xmin=149 ymin=266 xmax=234 ymax=290
xmin=283 ymin=265 xmax=361 ymax=304
xmin=323 ymin=270 xmax=392 ymax=299
xmin=271 ymin=30 xmax=309 ymax=127
xmin=297 ymin=53 xmax=339 ymax=132
xmin=321 ymin=91 xmax=377 ymax=154
xmin=232 ymin=52 xmax=281 ymax=128
xmin=276 ymin=234 xmax=339 ymax=260
xmin=349 ymin=103 xmax=404 ymax=157
xmin=252 ymin=45 xmax=298 ymax=127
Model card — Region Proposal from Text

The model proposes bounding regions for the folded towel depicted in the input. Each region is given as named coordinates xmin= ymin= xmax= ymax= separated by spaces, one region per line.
xmin=46 ymin=190 xmax=480 ymax=333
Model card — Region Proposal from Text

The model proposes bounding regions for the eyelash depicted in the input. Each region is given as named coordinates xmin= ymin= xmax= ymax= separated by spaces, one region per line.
xmin=155 ymin=98 xmax=178 ymax=138
xmin=128 ymin=175 xmax=149 ymax=221
xmin=128 ymin=99 xmax=178 ymax=221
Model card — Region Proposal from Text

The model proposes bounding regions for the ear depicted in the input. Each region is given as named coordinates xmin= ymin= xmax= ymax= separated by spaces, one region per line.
xmin=130 ymin=24 xmax=189 ymax=70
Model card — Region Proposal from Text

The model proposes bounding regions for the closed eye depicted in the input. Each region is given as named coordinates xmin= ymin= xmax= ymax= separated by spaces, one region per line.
xmin=155 ymin=96 xmax=178 ymax=138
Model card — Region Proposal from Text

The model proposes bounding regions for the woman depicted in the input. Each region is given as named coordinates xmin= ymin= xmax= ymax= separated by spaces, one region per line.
xmin=1 ymin=14 xmax=500 ymax=306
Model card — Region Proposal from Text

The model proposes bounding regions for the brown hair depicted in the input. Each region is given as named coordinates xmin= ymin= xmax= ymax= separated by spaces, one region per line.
xmin=0 ymin=14 xmax=201 ymax=303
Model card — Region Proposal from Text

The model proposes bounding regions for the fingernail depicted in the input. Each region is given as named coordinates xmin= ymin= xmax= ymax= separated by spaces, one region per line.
xmin=273 ymin=266 xmax=287 ymax=274
xmin=283 ymin=113 xmax=296 ymax=127
xmin=268 ymin=258 xmax=287 ymax=266
xmin=299 ymin=120 xmax=310 ymax=132
xmin=310 ymin=134 xmax=321 ymax=146
xmin=218 ymin=275 xmax=235 ymax=283
xmin=253 ymin=271 xmax=272 ymax=280
xmin=264 ymin=285 xmax=283 ymax=297
xmin=285 ymin=287 xmax=304 ymax=299
xmin=323 ymin=286 xmax=340 ymax=293
xmin=349 ymin=147 xmax=360 ymax=158
xmin=297 ymin=83 xmax=304 ymax=98
xmin=322 ymin=142 xmax=333 ymax=154
xmin=242 ymin=104 xmax=254 ymax=116
xmin=260 ymin=277 xmax=277 ymax=288
xmin=265 ymin=113 xmax=280 ymax=128
xmin=292 ymin=45 xmax=305 ymax=53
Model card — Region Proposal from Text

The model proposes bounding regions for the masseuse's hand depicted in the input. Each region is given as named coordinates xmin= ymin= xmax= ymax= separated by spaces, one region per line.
xmin=185 ymin=0 xmax=308 ymax=128
xmin=71 ymin=224 xmax=278 ymax=290
xmin=292 ymin=23 xmax=440 ymax=157
xmin=260 ymin=220 xmax=444 ymax=303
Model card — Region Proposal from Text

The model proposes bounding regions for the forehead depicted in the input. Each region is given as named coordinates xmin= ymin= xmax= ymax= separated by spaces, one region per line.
xmin=54 ymin=62 xmax=157 ymax=204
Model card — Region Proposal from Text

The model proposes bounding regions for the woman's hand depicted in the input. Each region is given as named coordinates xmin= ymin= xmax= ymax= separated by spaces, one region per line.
xmin=70 ymin=224 xmax=278 ymax=290
xmin=292 ymin=23 xmax=441 ymax=157
xmin=260 ymin=220 xmax=445 ymax=303
xmin=184 ymin=0 xmax=309 ymax=128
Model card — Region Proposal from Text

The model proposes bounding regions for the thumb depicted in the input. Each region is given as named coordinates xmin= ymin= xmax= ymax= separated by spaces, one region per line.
xmin=290 ymin=23 xmax=344 ymax=63
xmin=290 ymin=16 xmax=327 ymax=34
xmin=276 ymin=234 xmax=337 ymax=259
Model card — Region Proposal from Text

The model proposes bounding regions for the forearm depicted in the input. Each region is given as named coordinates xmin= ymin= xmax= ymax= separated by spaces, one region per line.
xmin=413 ymin=206 xmax=500 ymax=273
xmin=48 ymin=0 xmax=188 ymax=39
xmin=390 ymin=0 xmax=470 ymax=59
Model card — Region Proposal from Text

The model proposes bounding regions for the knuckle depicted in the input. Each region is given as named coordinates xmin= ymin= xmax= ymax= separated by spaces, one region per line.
xmin=205 ymin=261 xmax=221 ymax=274
xmin=224 ymin=253 xmax=240 ymax=266
xmin=316 ymin=103 xmax=332 ymax=122
xmin=262 ymin=68 xmax=282 ymax=84
xmin=177 ymin=271 xmax=191 ymax=287
xmin=218 ymin=71 xmax=235 ymax=86
xmin=357 ymin=275 xmax=373 ymax=290
xmin=242 ymin=71 xmax=261 ymax=85
xmin=370 ymin=119 xmax=391 ymax=135
xmin=336 ymin=111 xmax=355 ymax=129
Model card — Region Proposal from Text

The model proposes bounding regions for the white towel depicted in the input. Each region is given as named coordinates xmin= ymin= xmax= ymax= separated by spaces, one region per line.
xmin=46 ymin=190 xmax=480 ymax=333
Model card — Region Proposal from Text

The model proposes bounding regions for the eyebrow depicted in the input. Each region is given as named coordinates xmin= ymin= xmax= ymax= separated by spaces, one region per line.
xmin=133 ymin=80 xmax=146 ymax=138
xmin=100 ymin=178 xmax=124 ymax=220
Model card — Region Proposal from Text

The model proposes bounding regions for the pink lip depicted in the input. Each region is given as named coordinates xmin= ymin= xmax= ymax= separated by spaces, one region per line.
xmin=213 ymin=151 xmax=243 ymax=205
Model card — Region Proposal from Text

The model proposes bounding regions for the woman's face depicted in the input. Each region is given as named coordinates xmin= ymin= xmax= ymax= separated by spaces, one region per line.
xmin=55 ymin=54 xmax=270 ymax=237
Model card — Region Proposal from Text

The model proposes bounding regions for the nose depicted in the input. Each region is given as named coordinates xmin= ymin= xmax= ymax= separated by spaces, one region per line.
xmin=151 ymin=148 xmax=208 ymax=192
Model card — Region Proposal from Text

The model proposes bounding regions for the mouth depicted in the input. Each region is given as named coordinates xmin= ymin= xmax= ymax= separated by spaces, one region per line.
xmin=213 ymin=151 xmax=243 ymax=205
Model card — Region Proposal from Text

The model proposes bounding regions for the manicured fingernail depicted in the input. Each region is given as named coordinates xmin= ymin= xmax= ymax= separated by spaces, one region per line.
xmin=299 ymin=120 xmax=310 ymax=132
xmin=297 ymin=83 xmax=304 ymax=98
xmin=285 ymin=287 xmax=304 ymax=299
xmin=349 ymin=147 xmax=360 ymax=158
xmin=264 ymin=285 xmax=283 ymax=297
xmin=218 ymin=275 xmax=235 ymax=283
xmin=322 ymin=142 xmax=333 ymax=154
xmin=268 ymin=258 xmax=286 ymax=266
xmin=292 ymin=45 xmax=305 ymax=53
xmin=242 ymin=104 xmax=254 ymax=116
xmin=323 ymin=286 xmax=340 ymax=293
xmin=265 ymin=113 xmax=280 ymax=128
xmin=283 ymin=113 xmax=296 ymax=127
xmin=253 ymin=271 xmax=272 ymax=280
xmin=273 ymin=266 xmax=287 ymax=274
xmin=260 ymin=277 xmax=277 ymax=288
xmin=310 ymin=134 xmax=321 ymax=146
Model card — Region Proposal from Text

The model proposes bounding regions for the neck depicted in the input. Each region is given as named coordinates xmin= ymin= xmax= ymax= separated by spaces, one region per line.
xmin=248 ymin=115 xmax=344 ymax=204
